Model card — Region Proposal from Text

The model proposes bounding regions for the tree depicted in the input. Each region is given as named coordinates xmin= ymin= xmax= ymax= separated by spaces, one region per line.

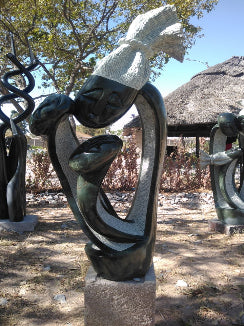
xmin=0 ymin=0 xmax=218 ymax=98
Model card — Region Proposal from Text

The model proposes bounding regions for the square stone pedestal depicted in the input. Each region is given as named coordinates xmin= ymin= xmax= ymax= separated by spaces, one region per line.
xmin=84 ymin=264 xmax=156 ymax=326
xmin=0 ymin=215 xmax=38 ymax=233
xmin=208 ymin=219 xmax=244 ymax=235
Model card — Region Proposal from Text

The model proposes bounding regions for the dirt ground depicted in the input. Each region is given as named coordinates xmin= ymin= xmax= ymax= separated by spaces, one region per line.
xmin=0 ymin=192 xmax=243 ymax=326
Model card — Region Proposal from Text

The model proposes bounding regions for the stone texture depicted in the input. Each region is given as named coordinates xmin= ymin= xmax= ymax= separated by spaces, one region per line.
xmin=84 ymin=264 xmax=156 ymax=326
xmin=0 ymin=215 xmax=38 ymax=233
xmin=208 ymin=219 xmax=225 ymax=233
xmin=93 ymin=5 xmax=184 ymax=90
xmin=225 ymin=224 xmax=244 ymax=235
xmin=208 ymin=219 xmax=244 ymax=235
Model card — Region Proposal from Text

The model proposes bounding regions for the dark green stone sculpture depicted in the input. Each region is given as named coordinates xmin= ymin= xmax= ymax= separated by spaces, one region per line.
xmin=0 ymin=42 xmax=38 ymax=221
xmin=207 ymin=112 xmax=244 ymax=225
xmin=30 ymin=78 xmax=166 ymax=281
xmin=29 ymin=3 xmax=186 ymax=280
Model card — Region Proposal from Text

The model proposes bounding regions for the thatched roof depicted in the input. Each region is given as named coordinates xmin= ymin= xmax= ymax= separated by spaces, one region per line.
xmin=166 ymin=56 xmax=244 ymax=126
xmin=125 ymin=56 xmax=244 ymax=137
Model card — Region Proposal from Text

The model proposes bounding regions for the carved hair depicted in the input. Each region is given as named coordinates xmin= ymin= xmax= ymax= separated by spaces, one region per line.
xmin=92 ymin=5 xmax=185 ymax=90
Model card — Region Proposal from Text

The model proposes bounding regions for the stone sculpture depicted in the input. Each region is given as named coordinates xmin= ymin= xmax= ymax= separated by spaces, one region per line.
xmin=201 ymin=111 xmax=244 ymax=225
xmin=30 ymin=5 xmax=185 ymax=280
xmin=0 ymin=38 xmax=38 ymax=221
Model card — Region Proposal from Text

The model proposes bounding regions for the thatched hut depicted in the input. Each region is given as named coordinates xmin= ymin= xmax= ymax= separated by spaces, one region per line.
xmin=124 ymin=56 xmax=244 ymax=155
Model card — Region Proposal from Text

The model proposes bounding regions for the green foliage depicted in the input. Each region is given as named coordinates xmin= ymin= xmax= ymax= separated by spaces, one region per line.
xmin=103 ymin=136 xmax=212 ymax=192
xmin=76 ymin=123 xmax=109 ymax=137
xmin=26 ymin=148 xmax=60 ymax=192
xmin=160 ymin=137 xmax=211 ymax=192
xmin=102 ymin=134 xmax=139 ymax=191
xmin=25 ymin=136 xmax=211 ymax=193
xmin=0 ymin=0 xmax=218 ymax=96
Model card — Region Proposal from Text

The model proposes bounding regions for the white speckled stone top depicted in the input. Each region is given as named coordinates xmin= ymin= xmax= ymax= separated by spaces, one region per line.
xmin=92 ymin=5 xmax=184 ymax=90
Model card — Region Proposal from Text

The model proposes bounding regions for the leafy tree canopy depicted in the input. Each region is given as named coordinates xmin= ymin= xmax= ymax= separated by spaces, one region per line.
xmin=0 ymin=0 xmax=218 ymax=97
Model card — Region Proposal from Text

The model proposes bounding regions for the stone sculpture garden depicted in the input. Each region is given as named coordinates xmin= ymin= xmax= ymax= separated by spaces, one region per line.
xmin=0 ymin=4 xmax=243 ymax=326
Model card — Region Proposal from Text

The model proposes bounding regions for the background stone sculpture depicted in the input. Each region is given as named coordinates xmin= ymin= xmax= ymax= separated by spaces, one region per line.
xmin=0 ymin=37 xmax=38 ymax=221
xmin=201 ymin=111 xmax=244 ymax=225
xmin=30 ymin=5 xmax=184 ymax=280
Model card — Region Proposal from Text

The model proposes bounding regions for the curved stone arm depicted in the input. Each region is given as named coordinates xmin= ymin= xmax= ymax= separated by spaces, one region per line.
xmin=200 ymin=148 xmax=242 ymax=168
xmin=0 ymin=53 xmax=38 ymax=125
xmin=69 ymin=135 xmax=145 ymax=243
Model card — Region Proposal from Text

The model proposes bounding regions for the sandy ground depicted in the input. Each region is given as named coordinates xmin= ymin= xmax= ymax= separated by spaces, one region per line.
xmin=0 ymin=192 xmax=243 ymax=326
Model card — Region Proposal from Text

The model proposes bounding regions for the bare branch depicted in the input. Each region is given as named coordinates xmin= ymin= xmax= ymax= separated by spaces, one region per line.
xmin=38 ymin=61 xmax=61 ymax=93
xmin=65 ymin=60 xmax=92 ymax=96
xmin=33 ymin=93 xmax=56 ymax=100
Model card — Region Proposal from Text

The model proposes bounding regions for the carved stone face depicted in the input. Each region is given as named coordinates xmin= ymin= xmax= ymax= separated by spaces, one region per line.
xmin=218 ymin=113 xmax=239 ymax=137
xmin=29 ymin=94 xmax=74 ymax=135
xmin=74 ymin=75 xmax=138 ymax=128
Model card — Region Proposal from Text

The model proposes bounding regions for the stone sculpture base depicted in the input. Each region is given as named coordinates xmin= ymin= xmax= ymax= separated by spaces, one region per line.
xmin=0 ymin=215 xmax=38 ymax=233
xmin=208 ymin=219 xmax=244 ymax=235
xmin=84 ymin=264 xmax=156 ymax=326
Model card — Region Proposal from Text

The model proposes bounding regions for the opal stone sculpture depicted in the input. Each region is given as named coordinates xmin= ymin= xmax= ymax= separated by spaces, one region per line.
xmin=201 ymin=111 xmax=244 ymax=225
xmin=0 ymin=39 xmax=38 ymax=221
xmin=30 ymin=5 xmax=184 ymax=280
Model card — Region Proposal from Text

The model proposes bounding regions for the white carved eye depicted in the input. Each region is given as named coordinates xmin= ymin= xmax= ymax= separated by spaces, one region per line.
xmin=82 ymin=89 xmax=102 ymax=101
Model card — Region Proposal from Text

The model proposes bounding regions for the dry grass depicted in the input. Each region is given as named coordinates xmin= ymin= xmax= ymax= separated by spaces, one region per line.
xmin=0 ymin=195 xmax=243 ymax=326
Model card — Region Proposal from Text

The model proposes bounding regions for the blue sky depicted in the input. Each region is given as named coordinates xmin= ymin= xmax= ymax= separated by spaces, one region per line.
xmin=153 ymin=0 xmax=244 ymax=96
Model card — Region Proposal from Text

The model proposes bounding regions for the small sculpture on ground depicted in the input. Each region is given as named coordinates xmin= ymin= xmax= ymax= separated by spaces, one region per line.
xmin=30 ymin=5 xmax=184 ymax=280
xmin=0 ymin=37 xmax=38 ymax=221
xmin=201 ymin=110 xmax=244 ymax=225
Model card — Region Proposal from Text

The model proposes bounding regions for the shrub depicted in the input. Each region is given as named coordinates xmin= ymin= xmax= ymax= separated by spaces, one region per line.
xmin=26 ymin=148 xmax=61 ymax=192
xmin=25 ymin=137 xmax=211 ymax=194
xmin=104 ymin=136 xmax=211 ymax=193
xmin=102 ymin=134 xmax=139 ymax=191
xmin=160 ymin=138 xmax=211 ymax=192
